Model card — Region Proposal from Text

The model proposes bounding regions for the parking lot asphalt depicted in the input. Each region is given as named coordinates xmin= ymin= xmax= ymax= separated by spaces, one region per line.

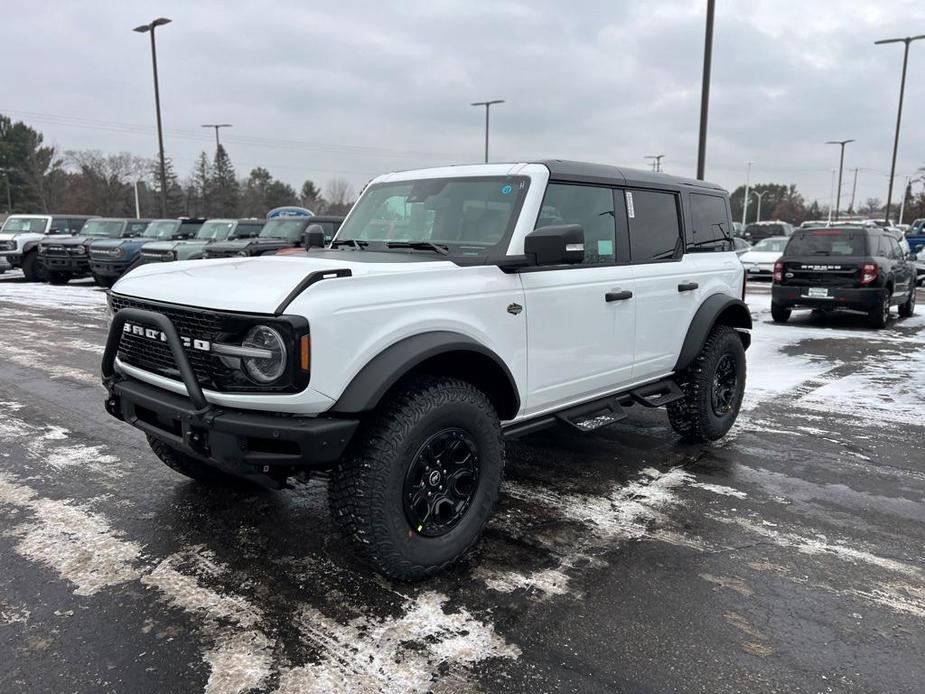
xmin=1 ymin=271 xmax=924 ymax=694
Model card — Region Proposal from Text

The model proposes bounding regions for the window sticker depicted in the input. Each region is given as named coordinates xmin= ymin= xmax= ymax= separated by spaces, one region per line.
xmin=597 ymin=239 xmax=614 ymax=256
xmin=500 ymin=184 xmax=513 ymax=195
xmin=626 ymin=191 xmax=635 ymax=218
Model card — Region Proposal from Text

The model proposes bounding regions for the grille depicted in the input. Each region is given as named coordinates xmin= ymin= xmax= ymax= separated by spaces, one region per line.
xmin=140 ymin=249 xmax=173 ymax=261
xmin=785 ymin=267 xmax=859 ymax=287
xmin=0 ymin=241 xmax=15 ymax=251
xmin=111 ymin=295 xmax=222 ymax=387
xmin=90 ymin=247 xmax=121 ymax=259
xmin=43 ymin=244 xmax=71 ymax=256
xmin=204 ymin=248 xmax=235 ymax=258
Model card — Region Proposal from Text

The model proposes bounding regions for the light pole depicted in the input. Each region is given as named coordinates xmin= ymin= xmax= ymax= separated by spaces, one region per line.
xmin=644 ymin=154 xmax=665 ymax=172
xmin=875 ymin=34 xmax=925 ymax=225
xmin=470 ymin=100 xmax=504 ymax=163
xmin=134 ymin=17 xmax=172 ymax=217
xmin=742 ymin=161 xmax=753 ymax=225
xmin=827 ymin=169 xmax=836 ymax=224
xmin=825 ymin=139 xmax=854 ymax=221
xmin=751 ymin=190 xmax=768 ymax=223
xmin=201 ymin=123 xmax=232 ymax=149
xmin=696 ymin=0 xmax=716 ymax=180
xmin=848 ymin=167 xmax=860 ymax=214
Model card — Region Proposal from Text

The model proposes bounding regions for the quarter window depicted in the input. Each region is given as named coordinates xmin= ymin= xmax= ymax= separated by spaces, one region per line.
xmin=626 ymin=190 xmax=682 ymax=262
xmin=689 ymin=193 xmax=733 ymax=252
xmin=537 ymin=183 xmax=618 ymax=265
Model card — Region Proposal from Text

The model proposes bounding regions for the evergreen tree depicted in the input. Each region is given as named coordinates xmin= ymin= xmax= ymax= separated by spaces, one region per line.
xmin=189 ymin=152 xmax=213 ymax=217
xmin=300 ymin=179 xmax=322 ymax=212
xmin=210 ymin=144 xmax=239 ymax=217
xmin=150 ymin=156 xmax=185 ymax=218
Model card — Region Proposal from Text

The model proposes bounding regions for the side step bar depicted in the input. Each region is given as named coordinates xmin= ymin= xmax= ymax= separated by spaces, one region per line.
xmin=502 ymin=377 xmax=683 ymax=440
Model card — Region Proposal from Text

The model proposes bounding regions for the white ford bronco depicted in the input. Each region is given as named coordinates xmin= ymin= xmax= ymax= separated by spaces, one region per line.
xmin=102 ymin=161 xmax=751 ymax=579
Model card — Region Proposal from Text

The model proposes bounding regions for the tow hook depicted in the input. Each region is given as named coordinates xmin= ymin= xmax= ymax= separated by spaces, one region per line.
xmin=186 ymin=428 xmax=210 ymax=455
xmin=104 ymin=394 xmax=123 ymax=420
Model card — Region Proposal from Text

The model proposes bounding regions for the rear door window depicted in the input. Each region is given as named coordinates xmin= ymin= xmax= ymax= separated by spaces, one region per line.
xmin=688 ymin=193 xmax=733 ymax=252
xmin=625 ymin=190 xmax=682 ymax=262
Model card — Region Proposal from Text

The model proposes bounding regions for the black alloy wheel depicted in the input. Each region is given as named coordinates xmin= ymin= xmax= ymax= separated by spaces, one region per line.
xmin=711 ymin=354 xmax=738 ymax=416
xmin=403 ymin=428 xmax=480 ymax=537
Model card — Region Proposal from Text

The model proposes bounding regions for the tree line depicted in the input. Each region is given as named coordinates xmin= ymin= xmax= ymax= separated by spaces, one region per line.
xmin=0 ymin=114 xmax=356 ymax=219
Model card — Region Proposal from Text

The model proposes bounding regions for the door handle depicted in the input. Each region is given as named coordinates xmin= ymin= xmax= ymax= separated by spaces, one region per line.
xmin=677 ymin=282 xmax=699 ymax=292
xmin=605 ymin=290 xmax=633 ymax=302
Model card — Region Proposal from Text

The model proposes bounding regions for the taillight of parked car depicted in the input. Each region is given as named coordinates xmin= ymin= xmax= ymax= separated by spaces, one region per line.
xmin=860 ymin=263 xmax=879 ymax=285
xmin=772 ymin=261 xmax=784 ymax=283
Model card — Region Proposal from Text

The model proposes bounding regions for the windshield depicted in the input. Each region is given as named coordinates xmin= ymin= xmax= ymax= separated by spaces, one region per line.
xmin=196 ymin=221 xmax=234 ymax=240
xmin=82 ymin=220 xmax=125 ymax=237
xmin=1 ymin=216 xmax=49 ymax=233
xmin=786 ymin=229 xmax=867 ymax=256
xmin=143 ymin=221 xmax=180 ymax=238
xmin=334 ymin=176 xmax=529 ymax=255
xmin=259 ymin=219 xmax=305 ymax=241
xmin=752 ymin=238 xmax=788 ymax=252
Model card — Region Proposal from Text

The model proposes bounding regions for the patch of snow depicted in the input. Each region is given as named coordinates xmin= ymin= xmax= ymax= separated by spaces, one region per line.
xmin=0 ymin=281 xmax=108 ymax=311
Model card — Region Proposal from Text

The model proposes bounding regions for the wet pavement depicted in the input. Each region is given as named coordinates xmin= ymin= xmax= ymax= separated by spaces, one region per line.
xmin=1 ymin=272 xmax=924 ymax=693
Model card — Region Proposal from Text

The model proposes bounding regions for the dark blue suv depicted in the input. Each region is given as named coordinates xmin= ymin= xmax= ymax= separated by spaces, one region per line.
xmin=89 ymin=218 xmax=205 ymax=286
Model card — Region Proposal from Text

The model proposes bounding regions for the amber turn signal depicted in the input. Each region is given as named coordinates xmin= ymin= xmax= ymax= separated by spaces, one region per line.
xmin=299 ymin=335 xmax=311 ymax=372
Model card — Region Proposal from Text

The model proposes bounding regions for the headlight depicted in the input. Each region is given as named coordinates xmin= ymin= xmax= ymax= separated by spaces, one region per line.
xmin=241 ymin=325 xmax=287 ymax=384
xmin=235 ymin=250 xmax=249 ymax=257
xmin=70 ymin=245 xmax=87 ymax=255
xmin=112 ymin=247 xmax=125 ymax=258
xmin=38 ymin=245 xmax=47 ymax=255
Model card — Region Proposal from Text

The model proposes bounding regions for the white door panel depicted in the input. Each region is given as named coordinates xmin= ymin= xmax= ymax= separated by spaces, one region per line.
xmin=520 ymin=266 xmax=635 ymax=415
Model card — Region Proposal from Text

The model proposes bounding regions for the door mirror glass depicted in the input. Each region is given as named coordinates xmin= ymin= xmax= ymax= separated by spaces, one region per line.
xmin=524 ymin=224 xmax=585 ymax=266
xmin=304 ymin=224 xmax=326 ymax=250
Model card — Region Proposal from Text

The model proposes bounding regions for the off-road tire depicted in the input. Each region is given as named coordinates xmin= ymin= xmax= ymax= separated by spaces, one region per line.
xmin=771 ymin=303 xmax=791 ymax=323
xmin=328 ymin=376 xmax=504 ymax=581
xmin=92 ymin=273 xmax=116 ymax=288
xmin=146 ymin=435 xmax=245 ymax=486
xmin=868 ymin=288 xmax=891 ymax=329
xmin=21 ymin=251 xmax=46 ymax=282
xmin=667 ymin=324 xmax=747 ymax=442
xmin=47 ymin=271 xmax=70 ymax=285
xmin=899 ymin=285 xmax=916 ymax=318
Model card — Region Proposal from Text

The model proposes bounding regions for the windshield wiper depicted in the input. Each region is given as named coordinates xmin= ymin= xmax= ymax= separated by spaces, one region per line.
xmin=330 ymin=238 xmax=368 ymax=250
xmin=385 ymin=241 xmax=449 ymax=255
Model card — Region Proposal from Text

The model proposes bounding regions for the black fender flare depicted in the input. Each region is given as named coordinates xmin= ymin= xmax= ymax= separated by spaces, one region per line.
xmin=674 ymin=294 xmax=752 ymax=372
xmin=331 ymin=331 xmax=520 ymax=418
xmin=22 ymin=240 xmax=40 ymax=255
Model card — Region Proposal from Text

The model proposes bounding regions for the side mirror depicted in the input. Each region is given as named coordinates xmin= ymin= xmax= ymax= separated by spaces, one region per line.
xmin=304 ymin=224 xmax=326 ymax=250
xmin=524 ymin=224 xmax=585 ymax=266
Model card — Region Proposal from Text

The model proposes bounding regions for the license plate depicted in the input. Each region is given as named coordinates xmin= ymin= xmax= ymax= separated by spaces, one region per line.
xmin=748 ymin=265 xmax=761 ymax=273
xmin=806 ymin=287 xmax=829 ymax=298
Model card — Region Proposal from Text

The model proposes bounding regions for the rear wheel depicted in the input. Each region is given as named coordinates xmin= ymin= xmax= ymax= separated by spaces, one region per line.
xmin=868 ymin=288 xmax=891 ymax=328
xmin=21 ymin=251 xmax=47 ymax=282
xmin=328 ymin=376 xmax=504 ymax=580
xmin=668 ymin=325 xmax=747 ymax=442
xmin=771 ymin=303 xmax=791 ymax=323
xmin=899 ymin=285 xmax=916 ymax=317
xmin=146 ymin=436 xmax=247 ymax=486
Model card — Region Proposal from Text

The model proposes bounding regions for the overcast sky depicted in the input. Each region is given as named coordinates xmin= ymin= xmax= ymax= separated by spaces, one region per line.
xmin=2 ymin=0 xmax=923 ymax=209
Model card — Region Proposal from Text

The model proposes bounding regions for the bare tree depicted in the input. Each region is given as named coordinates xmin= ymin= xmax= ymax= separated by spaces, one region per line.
xmin=64 ymin=151 xmax=153 ymax=216
xmin=324 ymin=177 xmax=356 ymax=215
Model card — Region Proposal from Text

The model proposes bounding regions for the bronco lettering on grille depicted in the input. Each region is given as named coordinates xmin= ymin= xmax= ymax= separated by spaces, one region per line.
xmin=123 ymin=322 xmax=211 ymax=352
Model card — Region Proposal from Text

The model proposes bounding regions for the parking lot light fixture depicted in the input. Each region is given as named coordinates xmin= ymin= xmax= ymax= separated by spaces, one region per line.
xmin=134 ymin=17 xmax=172 ymax=217
xmin=742 ymin=161 xmax=753 ymax=225
xmin=825 ymin=139 xmax=854 ymax=221
xmin=875 ymin=34 xmax=925 ymax=226
xmin=751 ymin=189 xmax=768 ymax=223
xmin=470 ymin=100 xmax=504 ymax=163
xmin=644 ymin=154 xmax=665 ymax=172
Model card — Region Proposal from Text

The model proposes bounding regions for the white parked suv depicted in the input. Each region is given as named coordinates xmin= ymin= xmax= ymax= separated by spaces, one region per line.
xmin=102 ymin=161 xmax=752 ymax=579
xmin=0 ymin=214 xmax=97 ymax=280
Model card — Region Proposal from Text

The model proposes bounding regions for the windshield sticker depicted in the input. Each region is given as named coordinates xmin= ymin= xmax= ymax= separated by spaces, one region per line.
xmin=500 ymin=184 xmax=513 ymax=195
xmin=626 ymin=191 xmax=635 ymax=218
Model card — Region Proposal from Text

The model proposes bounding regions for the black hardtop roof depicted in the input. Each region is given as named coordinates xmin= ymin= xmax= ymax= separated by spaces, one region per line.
xmin=536 ymin=159 xmax=726 ymax=192
xmin=50 ymin=214 xmax=98 ymax=219
xmin=86 ymin=217 xmax=153 ymax=224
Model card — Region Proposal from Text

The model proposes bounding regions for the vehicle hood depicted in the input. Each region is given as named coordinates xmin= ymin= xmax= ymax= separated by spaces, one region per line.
xmin=91 ymin=238 xmax=130 ymax=249
xmin=0 ymin=231 xmax=39 ymax=241
xmin=113 ymin=252 xmax=452 ymax=314
xmin=739 ymin=250 xmax=782 ymax=263
xmin=142 ymin=239 xmax=209 ymax=251
xmin=40 ymin=236 xmax=92 ymax=247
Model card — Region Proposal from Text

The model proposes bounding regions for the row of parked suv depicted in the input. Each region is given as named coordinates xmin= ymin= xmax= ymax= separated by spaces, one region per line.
xmin=0 ymin=213 xmax=343 ymax=285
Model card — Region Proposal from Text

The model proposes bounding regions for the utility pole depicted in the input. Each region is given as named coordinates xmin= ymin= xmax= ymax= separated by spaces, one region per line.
xmin=742 ymin=161 xmax=753 ymax=225
xmin=134 ymin=17 xmax=172 ymax=217
xmin=875 ymin=34 xmax=925 ymax=225
xmin=470 ymin=100 xmax=504 ymax=163
xmin=201 ymin=123 xmax=232 ymax=149
xmin=825 ymin=139 xmax=854 ymax=221
xmin=827 ymin=169 xmax=836 ymax=224
xmin=644 ymin=154 xmax=665 ymax=172
xmin=696 ymin=0 xmax=716 ymax=180
xmin=848 ymin=167 xmax=860 ymax=214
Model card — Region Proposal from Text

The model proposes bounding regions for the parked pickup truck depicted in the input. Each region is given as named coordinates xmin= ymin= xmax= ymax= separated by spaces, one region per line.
xmin=89 ymin=218 xmax=206 ymax=286
xmin=204 ymin=217 xmax=316 ymax=259
xmin=39 ymin=218 xmax=152 ymax=284
xmin=138 ymin=218 xmax=264 ymax=264
xmin=0 ymin=214 xmax=96 ymax=281
xmin=101 ymin=161 xmax=751 ymax=579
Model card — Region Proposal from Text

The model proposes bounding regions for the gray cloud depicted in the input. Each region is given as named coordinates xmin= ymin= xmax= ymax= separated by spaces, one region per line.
xmin=2 ymin=0 xmax=923 ymax=209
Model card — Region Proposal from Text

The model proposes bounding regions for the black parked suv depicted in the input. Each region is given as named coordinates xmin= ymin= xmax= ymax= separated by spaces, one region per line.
xmin=771 ymin=226 xmax=916 ymax=328
xmin=39 ymin=218 xmax=152 ymax=284
xmin=202 ymin=216 xmax=343 ymax=259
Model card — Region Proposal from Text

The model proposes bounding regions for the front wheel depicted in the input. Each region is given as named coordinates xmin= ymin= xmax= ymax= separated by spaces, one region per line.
xmin=899 ymin=285 xmax=916 ymax=318
xmin=668 ymin=324 xmax=747 ymax=442
xmin=21 ymin=251 xmax=47 ymax=282
xmin=328 ymin=376 xmax=504 ymax=580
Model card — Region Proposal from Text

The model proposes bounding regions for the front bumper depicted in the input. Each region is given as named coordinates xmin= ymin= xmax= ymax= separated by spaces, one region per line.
xmin=744 ymin=263 xmax=774 ymax=278
xmin=772 ymin=284 xmax=883 ymax=310
xmin=0 ymin=251 xmax=23 ymax=267
xmin=90 ymin=259 xmax=130 ymax=277
xmin=102 ymin=307 xmax=358 ymax=484
xmin=43 ymin=254 xmax=89 ymax=274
